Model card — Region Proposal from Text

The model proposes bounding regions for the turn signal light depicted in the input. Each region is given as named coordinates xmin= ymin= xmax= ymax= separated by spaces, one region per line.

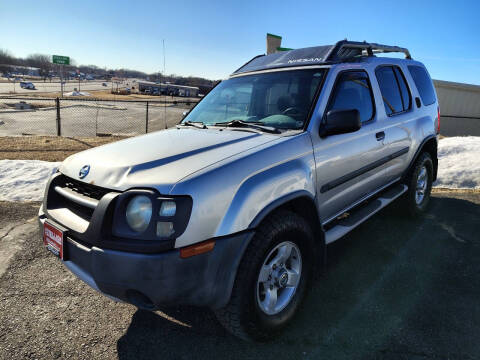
xmin=180 ymin=240 xmax=215 ymax=259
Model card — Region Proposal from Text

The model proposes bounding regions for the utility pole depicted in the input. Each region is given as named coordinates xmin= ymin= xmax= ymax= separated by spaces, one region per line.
xmin=163 ymin=39 xmax=167 ymax=129
xmin=60 ymin=65 xmax=64 ymax=97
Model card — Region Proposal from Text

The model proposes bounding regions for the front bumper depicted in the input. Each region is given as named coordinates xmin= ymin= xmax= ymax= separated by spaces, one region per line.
xmin=38 ymin=215 xmax=254 ymax=310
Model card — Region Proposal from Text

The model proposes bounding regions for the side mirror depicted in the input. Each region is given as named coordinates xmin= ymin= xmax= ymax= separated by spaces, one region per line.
xmin=320 ymin=109 xmax=361 ymax=137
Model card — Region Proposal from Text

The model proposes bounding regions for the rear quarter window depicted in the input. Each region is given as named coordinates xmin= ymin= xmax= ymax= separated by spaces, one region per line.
xmin=408 ymin=65 xmax=436 ymax=106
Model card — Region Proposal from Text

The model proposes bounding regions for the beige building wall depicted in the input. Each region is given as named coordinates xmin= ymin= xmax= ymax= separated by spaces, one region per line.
xmin=433 ymin=80 xmax=480 ymax=136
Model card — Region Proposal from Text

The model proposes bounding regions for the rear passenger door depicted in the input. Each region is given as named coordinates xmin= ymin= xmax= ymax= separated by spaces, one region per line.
xmin=374 ymin=65 xmax=414 ymax=183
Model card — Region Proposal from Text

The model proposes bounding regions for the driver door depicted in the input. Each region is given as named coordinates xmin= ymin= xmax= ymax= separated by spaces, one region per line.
xmin=312 ymin=70 xmax=389 ymax=223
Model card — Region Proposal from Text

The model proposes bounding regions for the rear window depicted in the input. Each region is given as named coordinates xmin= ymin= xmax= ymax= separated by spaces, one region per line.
xmin=394 ymin=67 xmax=411 ymax=111
xmin=375 ymin=66 xmax=404 ymax=115
xmin=375 ymin=66 xmax=411 ymax=116
xmin=408 ymin=65 xmax=436 ymax=106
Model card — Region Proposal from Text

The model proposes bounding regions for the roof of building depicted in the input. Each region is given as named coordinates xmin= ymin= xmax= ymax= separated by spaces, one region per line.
xmin=433 ymin=79 xmax=480 ymax=92
xmin=232 ymin=40 xmax=412 ymax=75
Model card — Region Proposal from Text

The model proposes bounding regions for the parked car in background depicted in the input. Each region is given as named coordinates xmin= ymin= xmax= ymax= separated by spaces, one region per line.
xmin=39 ymin=40 xmax=439 ymax=341
xmin=20 ymin=81 xmax=35 ymax=90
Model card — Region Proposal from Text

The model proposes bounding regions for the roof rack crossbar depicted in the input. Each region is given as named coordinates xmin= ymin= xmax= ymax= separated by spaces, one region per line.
xmin=327 ymin=40 xmax=412 ymax=61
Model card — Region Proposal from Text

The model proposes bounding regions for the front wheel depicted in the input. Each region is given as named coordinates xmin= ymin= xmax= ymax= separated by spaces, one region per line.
xmin=214 ymin=210 xmax=316 ymax=341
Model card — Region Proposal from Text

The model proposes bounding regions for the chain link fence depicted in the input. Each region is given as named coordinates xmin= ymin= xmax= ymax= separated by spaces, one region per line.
xmin=0 ymin=96 xmax=198 ymax=136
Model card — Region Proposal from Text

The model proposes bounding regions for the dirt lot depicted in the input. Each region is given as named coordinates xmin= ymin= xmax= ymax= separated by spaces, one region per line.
xmin=0 ymin=191 xmax=479 ymax=360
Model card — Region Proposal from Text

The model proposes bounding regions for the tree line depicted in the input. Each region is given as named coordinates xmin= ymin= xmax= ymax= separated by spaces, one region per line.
xmin=0 ymin=49 xmax=216 ymax=90
xmin=0 ymin=49 xmax=60 ymax=77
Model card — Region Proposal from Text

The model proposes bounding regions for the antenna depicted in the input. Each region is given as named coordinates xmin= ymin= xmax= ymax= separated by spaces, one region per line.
xmin=163 ymin=39 xmax=167 ymax=130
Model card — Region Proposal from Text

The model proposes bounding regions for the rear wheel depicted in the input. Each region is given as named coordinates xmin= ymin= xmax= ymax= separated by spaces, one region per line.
xmin=214 ymin=210 xmax=316 ymax=341
xmin=403 ymin=152 xmax=433 ymax=216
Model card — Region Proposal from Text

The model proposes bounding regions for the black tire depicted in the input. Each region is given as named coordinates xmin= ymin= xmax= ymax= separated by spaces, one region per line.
xmin=402 ymin=152 xmax=433 ymax=216
xmin=214 ymin=210 xmax=316 ymax=342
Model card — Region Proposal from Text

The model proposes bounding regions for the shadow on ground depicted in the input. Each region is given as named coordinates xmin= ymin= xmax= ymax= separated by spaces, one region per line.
xmin=116 ymin=194 xmax=480 ymax=360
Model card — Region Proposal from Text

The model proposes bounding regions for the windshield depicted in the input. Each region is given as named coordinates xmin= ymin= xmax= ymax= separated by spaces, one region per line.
xmin=182 ymin=69 xmax=325 ymax=130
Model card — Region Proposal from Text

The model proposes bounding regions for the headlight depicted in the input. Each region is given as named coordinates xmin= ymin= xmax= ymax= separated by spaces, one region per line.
xmin=112 ymin=190 xmax=192 ymax=243
xmin=126 ymin=195 xmax=152 ymax=232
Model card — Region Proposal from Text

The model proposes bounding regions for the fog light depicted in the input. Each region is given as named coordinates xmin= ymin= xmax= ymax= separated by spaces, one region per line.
xmin=159 ymin=201 xmax=176 ymax=217
xmin=156 ymin=221 xmax=174 ymax=237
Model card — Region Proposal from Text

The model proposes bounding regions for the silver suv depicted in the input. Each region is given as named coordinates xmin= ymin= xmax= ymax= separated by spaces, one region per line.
xmin=39 ymin=41 xmax=440 ymax=341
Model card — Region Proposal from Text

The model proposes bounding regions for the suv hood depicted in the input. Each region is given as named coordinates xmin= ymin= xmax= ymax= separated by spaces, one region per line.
xmin=59 ymin=128 xmax=279 ymax=193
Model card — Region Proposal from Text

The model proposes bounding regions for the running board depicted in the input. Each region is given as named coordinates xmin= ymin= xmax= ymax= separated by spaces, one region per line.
xmin=324 ymin=184 xmax=408 ymax=244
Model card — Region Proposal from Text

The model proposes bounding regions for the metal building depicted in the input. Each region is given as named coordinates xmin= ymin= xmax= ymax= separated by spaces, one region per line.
xmin=137 ymin=81 xmax=199 ymax=97
xmin=434 ymin=80 xmax=480 ymax=136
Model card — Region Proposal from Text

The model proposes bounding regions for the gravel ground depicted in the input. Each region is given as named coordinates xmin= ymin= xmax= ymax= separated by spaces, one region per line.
xmin=0 ymin=192 xmax=479 ymax=360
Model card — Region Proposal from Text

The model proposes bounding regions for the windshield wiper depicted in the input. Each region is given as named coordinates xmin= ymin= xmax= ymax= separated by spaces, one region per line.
xmin=180 ymin=121 xmax=208 ymax=129
xmin=214 ymin=119 xmax=279 ymax=134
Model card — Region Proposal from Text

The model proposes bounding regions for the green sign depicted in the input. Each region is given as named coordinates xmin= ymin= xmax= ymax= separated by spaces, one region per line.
xmin=52 ymin=55 xmax=70 ymax=65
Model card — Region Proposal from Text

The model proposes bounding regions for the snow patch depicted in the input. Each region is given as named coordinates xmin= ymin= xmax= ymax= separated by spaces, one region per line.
xmin=64 ymin=91 xmax=91 ymax=97
xmin=434 ymin=136 xmax=480 ymax=189
xmin=0 ymin=160 xmax=60 ymax=202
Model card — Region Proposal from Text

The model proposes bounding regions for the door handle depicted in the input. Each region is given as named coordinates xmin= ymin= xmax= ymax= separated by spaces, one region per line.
xmin=376 ymin=131 xmax=385 ymax=141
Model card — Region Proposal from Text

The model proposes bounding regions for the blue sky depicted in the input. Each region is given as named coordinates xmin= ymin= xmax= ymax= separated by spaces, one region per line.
xmin=0 ymin=0 xmax=479 ymax=83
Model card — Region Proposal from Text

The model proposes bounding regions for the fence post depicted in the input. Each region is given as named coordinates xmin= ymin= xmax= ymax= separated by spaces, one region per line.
xmin=55 ymin=97 xmax=61 ymax=136
xmin=145 ymin=101 xmax=149 ymax=133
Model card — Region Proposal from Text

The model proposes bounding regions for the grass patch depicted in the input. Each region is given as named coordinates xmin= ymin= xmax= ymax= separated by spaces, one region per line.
xmin=0 ymin=136 xmax=128 ymax=162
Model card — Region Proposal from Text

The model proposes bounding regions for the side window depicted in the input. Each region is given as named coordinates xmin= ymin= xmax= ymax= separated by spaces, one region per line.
xmin=408 ymin=65 xmax=436 ymax=106
xmin=394 ymin=67 xmax=411 ymax=111
xmin=327 ymin=71 xmax=374 ymax=123
xmin=375 ymin=66 xmax=405 ymax=115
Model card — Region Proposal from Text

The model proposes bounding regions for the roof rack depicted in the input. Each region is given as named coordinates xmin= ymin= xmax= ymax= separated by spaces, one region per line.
xmin=232 ymin=40 xmax=412 ymax=75
xmin=326 ymin=40 xmax=412 ymax=61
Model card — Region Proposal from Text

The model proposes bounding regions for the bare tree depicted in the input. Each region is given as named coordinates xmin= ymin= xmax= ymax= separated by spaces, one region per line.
xmin=0 ymin=49 xmax=15 ymax=74
xmin=0 ymin=49 xmax=15 ymax=64
xmin=26 ymin=54 xmax=52 ymax=78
